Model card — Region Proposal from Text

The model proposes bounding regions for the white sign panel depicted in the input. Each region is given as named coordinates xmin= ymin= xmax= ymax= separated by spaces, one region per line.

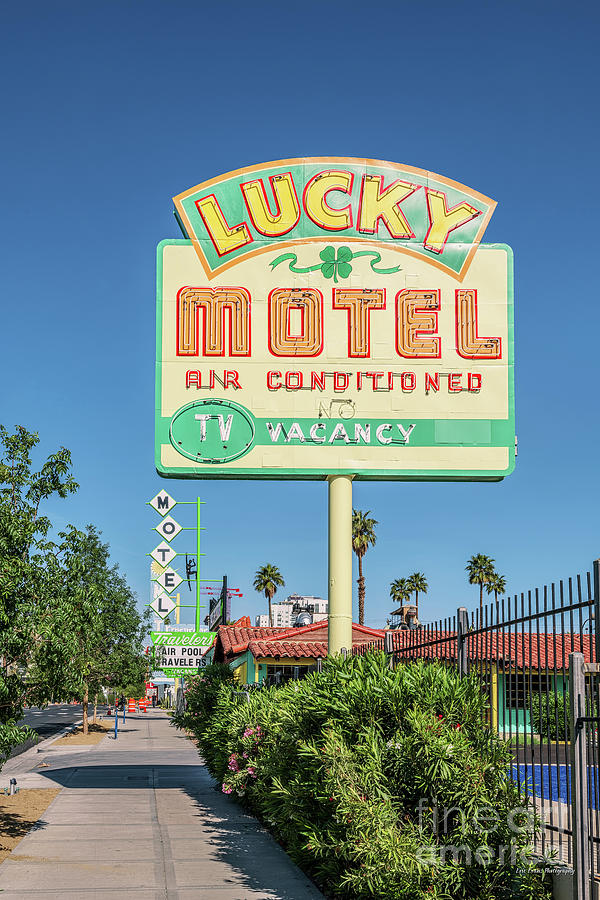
xmin=156 ymin=567 xmax=183 ymax=593
xmin=150 ymin=593 xmax=177 ymax=619
xmin=150 ymin=490 xmax=177 ymax=515
xmin=151 ymin=541 xmax=177 ymax=567
xmin=154 ymin=515 xmax=182 ymax=542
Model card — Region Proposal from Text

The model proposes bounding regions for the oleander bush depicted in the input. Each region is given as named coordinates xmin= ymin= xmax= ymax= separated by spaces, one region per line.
xmin=172 ymin=662 xmax=233 ymax=734
xmin=179 ymin=654 xmax=550 ymax=900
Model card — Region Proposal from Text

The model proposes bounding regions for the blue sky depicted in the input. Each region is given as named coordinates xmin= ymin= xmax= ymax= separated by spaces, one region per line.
xmin=2 ymin=0 xmax=599 ymax=629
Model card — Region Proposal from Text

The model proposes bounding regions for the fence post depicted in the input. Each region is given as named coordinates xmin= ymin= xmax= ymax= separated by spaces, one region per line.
xmin=456 ymin=607 xmax=469 ymax=677
xmin=317 ymin=658 xmax=322 ymax=673
xmin=341 ymin=647 xmax=347 ymax=659
xmin=593 ymin=560 xmax=600 ymax=663
xmin=569 ymin=651 xmax=590 ymax=900
xmin=384 ymin=631 xmax=394 ymax=669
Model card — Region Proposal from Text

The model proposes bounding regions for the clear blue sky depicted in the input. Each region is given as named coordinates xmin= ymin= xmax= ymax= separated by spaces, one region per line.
xmin=2 ymin=0 xmax=599 ymax=628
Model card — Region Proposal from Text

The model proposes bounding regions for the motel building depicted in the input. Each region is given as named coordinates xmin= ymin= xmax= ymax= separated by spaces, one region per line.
xmin=389 ymin=628 xmax=594 ymax=735
xmin=206 ymin=617 xmax=385 ymax=684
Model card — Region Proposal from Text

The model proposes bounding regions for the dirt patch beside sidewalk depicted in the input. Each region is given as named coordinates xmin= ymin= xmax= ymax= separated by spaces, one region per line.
xmin=51 ymin=719 xmax=112 ymax=746
xmin=0 ymin=788 xmax=60 ymax=863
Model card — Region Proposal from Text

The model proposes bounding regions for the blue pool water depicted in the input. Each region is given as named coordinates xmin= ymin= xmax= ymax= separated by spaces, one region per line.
xmin=511 ymin=763 xmax=600 ymax=809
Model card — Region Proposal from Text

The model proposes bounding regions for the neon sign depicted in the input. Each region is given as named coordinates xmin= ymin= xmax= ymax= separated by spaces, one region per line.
xmin=157 ymin=158 xmax=514 ymax=481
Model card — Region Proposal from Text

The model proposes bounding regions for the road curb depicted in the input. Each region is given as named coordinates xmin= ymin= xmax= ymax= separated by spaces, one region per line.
xmin=3 ymin=719 xmax=83 ymax=775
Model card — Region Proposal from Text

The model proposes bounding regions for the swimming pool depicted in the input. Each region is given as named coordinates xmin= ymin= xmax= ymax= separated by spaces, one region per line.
xmin=511 ymin=763 xmax=600 ymax=809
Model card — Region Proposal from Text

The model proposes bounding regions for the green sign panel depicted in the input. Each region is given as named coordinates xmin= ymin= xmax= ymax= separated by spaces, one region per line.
xmin=151 ymin=631 xmax=215 ymax=676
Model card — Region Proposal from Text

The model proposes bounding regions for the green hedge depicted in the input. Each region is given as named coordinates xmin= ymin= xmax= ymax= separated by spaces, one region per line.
xmin=179 ymin=654 xmax=549 ymax=900
xmin=530 ymin=690 xmax=570 ymax=742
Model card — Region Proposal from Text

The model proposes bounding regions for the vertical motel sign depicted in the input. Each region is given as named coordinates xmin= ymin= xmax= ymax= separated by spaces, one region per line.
xmin=156 ymin=157 xmax=514 ymax=480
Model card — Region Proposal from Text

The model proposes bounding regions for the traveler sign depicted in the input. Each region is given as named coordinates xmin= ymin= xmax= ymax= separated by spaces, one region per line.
xmin=151 ymin=631 xmax=215 ymax=676
xmin=157 ymin=157 xmax=514 ymax=482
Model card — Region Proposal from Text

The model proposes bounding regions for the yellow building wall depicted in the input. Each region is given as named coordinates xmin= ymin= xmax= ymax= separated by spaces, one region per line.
xmin=232 ymin=661 xmax=247 ymax=684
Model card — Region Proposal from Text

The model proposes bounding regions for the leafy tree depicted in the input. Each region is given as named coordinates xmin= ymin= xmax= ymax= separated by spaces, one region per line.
xmin=32 ymin=524 xmax=149 ymax=734
xmin=466 ymin=553 xmax=496 ymax=616
xmin=352 ymin=509 xmax=378 ymax=626
xmin=254 ymin=564 xmax=285 ymax=627
xmin=406 ymin=572 xmax=428 ymax=622
xmin=389 ymin=577 xmax=411 ymax=607
xmin=486 ymin=572 xmax=507 ymax=602
xmin=0 ymin=425 xmax=77 ymax=764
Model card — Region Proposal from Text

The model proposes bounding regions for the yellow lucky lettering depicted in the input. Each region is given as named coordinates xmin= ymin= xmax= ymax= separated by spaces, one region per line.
xmin=424 ymin=188 xmax=480 ymax=254
xmin=303 ymin=170 xmax=353 ymax=231
xmin=195 ymin=195 xmax=252 ymax=256
xmin=358 ymin=174 xmax=417 ymax=238
xmin=241 ymin=173 xmax=300 ymax=237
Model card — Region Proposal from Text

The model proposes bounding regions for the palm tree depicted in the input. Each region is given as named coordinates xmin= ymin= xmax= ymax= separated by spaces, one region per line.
xmin=486 ymin=572 xmax=507 ymax=602
xmin=466 ymin=553 xmax=496 ymax=616
xmin=352 ymin=509 xmax=378 ymax=626
xmin=407 ymin=572 xmax=428 ymax=621
xmin=253 ymin=564 xmax=285 ymax=627
xmin=389 ymin=577 xmax=411 ymax=606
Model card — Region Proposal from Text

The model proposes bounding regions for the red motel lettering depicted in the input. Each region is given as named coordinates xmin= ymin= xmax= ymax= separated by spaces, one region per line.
xmin=177 ymin=286 xmax=500 ymax=361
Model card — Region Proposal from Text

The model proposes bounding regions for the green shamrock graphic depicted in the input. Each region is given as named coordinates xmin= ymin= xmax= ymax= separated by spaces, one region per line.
xmin=319 ymin=246 xmax=353 ymax=282
xmin=270 ymin=246 xmax=401 ymax=281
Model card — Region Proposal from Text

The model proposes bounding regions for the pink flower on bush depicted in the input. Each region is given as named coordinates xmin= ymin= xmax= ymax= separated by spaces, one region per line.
xmin=247 ymin=766 xmax=256 ymax=777
xmin=228 ymin=754 xmax=239 ymax=772
xmin=243 ymin=727 xmax=255 ymax=738
xmin=222 ymin=784 xmax=232 ymax=794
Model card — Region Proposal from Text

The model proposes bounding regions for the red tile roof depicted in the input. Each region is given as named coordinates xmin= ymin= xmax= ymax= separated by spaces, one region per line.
xmin=248 ymin=639 xmax=328 ymax=659
xmin=213 ymin=619 xmax=385 ymax=662
xmin=219 ymin=625 xmax=291 ymax=657
xmin=389 ymin=630 xmax=594 ymax=670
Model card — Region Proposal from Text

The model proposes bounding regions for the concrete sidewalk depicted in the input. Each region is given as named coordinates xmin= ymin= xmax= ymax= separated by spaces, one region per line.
xmin=0 ymin=709 xmax=324 ymax=899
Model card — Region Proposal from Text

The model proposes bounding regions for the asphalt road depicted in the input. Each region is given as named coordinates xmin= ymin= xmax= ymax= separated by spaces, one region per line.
xmin=9 ymin=704 xmax=97 ymax=758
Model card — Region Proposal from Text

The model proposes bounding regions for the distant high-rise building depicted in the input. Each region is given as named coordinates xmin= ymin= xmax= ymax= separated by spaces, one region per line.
xmin=255 ymin=594 xmax=327 ymax=627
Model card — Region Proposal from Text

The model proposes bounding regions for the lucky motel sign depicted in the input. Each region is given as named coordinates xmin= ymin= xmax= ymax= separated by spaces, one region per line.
xmin=156 ymin=157 xmax=514 ymax=482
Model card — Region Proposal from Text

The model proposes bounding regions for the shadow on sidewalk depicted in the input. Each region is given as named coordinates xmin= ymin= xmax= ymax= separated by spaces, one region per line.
xmin=32 ymin=764 xmax=319 ymax=898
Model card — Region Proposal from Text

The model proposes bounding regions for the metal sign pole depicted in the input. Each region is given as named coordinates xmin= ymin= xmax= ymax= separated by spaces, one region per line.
xmin=174 ymin=592 xmax=181 ymax=698
xmin=327 ymin=475 xmax=353 ymax=656
xmin=196 ymin=498 xmax=202 ymax=633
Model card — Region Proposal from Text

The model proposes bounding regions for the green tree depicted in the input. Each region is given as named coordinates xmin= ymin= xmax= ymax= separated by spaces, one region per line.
xmin=486 ymin=572 xmax=507 ymax=602
xmin=254 ymin=564 xmax=285 ymax=627
xmin=389 ymin=577 xmax=411 ymax=607
xmin=352 ymin=509 xmax=378 ymax=626
xmin=466 ymin=553 xmax=496 ymax=616
xmin=0 ymin=425 xmax=77 ymax=763
xmin=407 ymin=572 xmax=428 ymax=622
xmin=32 ymin=524 xmax=149 ymax=734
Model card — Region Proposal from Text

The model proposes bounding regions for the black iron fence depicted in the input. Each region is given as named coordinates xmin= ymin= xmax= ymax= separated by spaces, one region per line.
xmin=353 ymin=560 xmax=600 ymax=897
